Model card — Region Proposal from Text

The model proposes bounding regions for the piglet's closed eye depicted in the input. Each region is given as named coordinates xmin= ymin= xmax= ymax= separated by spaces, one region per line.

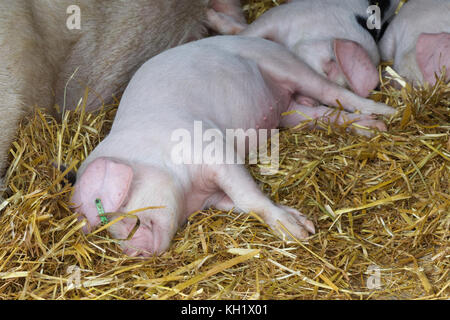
xmin=71 ymin=158 xmax=133 ymax=232
xmin=416 ymin=32 xmax=450 ymax=85
xmin=333 ymin=39 xmax=380 ymax=98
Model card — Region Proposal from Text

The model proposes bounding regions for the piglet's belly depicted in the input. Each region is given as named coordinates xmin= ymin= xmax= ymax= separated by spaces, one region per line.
xmin=198 ymin=78 xmax=290 ymax=135
xmin=115 ymin=45 xmax=291 ymax=136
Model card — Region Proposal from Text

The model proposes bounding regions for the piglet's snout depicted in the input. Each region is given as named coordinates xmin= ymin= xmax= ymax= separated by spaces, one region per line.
xmin=108 ymin=217 xmax=161 ymax=257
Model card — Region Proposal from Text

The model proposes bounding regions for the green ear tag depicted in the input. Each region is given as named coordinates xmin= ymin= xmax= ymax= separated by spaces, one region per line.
xmin=95 ymin=198 xmax=109 ymax=225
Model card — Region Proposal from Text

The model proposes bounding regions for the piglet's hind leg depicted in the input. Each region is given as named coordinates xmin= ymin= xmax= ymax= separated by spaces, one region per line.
xmin=245 ymin=42 xmax=396 ymax=115
xmin=208 ymin=164 xmax=315 ymax=240
xmin=280 ymin=103 xmax=387 ymax=137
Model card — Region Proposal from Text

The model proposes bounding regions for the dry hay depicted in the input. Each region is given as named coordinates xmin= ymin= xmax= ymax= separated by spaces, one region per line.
xmin=0 ymin=0 xmax=448 ymax=300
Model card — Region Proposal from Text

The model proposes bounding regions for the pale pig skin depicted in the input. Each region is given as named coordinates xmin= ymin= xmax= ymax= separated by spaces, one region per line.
xmin=208 ymin=0 xmax=400 ymax=98
xmin=0 ymin=0 xmax=244 ymax=175
xmin=379 ymin=0 xmax=450 ymax=85
xmin=72 ymin=36 xmax=396 ymax=257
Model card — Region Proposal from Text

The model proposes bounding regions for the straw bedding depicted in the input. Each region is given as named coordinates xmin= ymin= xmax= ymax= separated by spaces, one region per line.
xmin=0 ymin=0 xmax=448 ymax=300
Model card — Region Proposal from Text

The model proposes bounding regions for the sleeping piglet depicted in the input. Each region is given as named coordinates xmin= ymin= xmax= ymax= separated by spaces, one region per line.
xmin=379 ymin=0 xmax=450 ymax=85
xmin=208 ymin=0 xmax=400 ymax=99
xmin=72 ymin=36 xmax=395 ymax=257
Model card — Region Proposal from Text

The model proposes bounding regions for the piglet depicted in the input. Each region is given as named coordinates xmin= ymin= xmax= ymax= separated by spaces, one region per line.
xmin=208 ymin=0 xmax=400 ymax=98
xmin=379 ymin=0 xmax=450 ymax=85
xmin=72 ymin=36 xmax=395 ymax=257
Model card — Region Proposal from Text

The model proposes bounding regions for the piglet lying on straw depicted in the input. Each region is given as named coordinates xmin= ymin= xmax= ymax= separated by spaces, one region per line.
xmin=72 ymin=36 xmax=395 ymax=257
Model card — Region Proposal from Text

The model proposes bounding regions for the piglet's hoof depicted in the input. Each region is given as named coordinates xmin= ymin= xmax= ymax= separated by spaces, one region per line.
xmin=265 ymin=205 xmax=315 ymax=241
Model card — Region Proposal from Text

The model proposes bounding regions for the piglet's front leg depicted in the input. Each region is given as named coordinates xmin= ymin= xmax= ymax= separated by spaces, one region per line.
xmin=281 ymin=102 xmax=388 ymax=137
xmin=207 ymin=164 xmax=315 ymax=240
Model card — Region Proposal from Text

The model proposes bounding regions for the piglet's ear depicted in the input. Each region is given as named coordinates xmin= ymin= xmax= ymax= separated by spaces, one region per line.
xmin=333 ymin=39 xmax=380 ymax=97
xmin=416 ymin=32 xmax=450 ymax=85
xmin=71 ymin=157 xmax=133 ymax=230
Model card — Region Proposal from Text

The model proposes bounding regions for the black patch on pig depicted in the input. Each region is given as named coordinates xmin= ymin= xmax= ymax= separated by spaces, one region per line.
xmin=377 ymin=21 xmax=389 ymax=41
